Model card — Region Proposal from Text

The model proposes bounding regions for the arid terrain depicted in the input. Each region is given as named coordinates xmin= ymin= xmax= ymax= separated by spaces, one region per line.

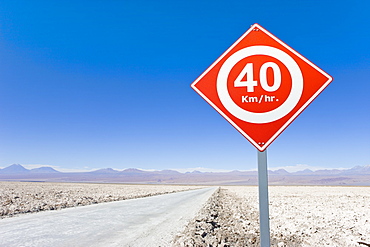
xmin=1 ymin=182 xmax=370 ymax=246
xmin=175 ymin=186 xmax=370 ymax=247
xmin=0 ymin=182 xmax=204 ymax=218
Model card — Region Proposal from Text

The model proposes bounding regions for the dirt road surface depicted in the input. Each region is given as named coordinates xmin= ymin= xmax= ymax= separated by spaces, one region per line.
xmin=0 ymin=187 xmax=216 ymax=247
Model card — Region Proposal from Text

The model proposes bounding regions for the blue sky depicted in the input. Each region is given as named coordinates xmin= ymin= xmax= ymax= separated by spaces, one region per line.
xmin=0 ymin=1 xmax=369 ymax=172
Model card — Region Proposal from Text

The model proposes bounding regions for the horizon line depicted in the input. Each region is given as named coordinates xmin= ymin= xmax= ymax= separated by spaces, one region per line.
xmin=1 ymin=163 xmax=369 ymax=174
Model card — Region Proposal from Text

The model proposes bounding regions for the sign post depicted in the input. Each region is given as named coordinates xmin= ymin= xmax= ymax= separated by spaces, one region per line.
xmin=258 ymin=150 xmax=270 ymax=246
xmin=191 ymin=23 xmax=333 ymax=246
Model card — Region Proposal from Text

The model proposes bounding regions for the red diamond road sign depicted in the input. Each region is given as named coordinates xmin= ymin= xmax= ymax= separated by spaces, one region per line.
xmin=191 ymin=23 xmax=333 ymax=151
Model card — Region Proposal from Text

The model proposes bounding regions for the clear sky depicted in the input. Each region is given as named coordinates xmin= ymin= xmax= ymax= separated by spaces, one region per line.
xmin=0 ymin=1 xmax=369 ymax=172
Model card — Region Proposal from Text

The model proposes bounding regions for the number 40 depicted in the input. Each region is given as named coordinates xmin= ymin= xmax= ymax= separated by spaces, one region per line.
xmin=234 ymin=62 xmax=281 ymax=93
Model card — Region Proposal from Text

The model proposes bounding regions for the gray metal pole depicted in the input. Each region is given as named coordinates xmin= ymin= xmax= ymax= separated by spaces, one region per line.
xmin=258 ymin=149 xmax=271 ymax=247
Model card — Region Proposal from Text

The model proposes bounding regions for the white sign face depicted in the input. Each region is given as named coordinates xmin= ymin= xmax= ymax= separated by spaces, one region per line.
xmin=217 ymin=45 xmax=304 ymax=124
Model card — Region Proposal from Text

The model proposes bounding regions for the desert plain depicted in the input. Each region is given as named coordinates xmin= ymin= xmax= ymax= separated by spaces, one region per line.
xmin=0 ymin=182 xmax=204 ymax=218
xmin=175 ymin=186 xmax=370 ymax=247
xmin=1 ymin=182 xmax=370 ymax=246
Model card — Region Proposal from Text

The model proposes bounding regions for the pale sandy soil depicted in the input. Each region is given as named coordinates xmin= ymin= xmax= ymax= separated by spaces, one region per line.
xmin=174 ymin=186 xmax=370 ymax=247
xmin=0 ymin=187 xmax=217 ymax=247
xmin=2 ymin=183 xmax=370 ymax=246
xmin=0 ymin=182 xmax=204 ymax=218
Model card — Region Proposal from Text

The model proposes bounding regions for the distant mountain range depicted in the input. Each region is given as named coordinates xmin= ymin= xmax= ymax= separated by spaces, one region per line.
xmin=1 ymin=164 xmax=370 ymax=186
xmin=0 ymin=164 xmax=60 ymax=174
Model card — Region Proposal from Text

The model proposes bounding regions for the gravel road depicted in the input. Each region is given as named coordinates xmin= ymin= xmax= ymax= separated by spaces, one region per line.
xmin=0 ymin=182 xmax=205 ymax=218
xmin=0 ymin=187 xmax=217 ymax=247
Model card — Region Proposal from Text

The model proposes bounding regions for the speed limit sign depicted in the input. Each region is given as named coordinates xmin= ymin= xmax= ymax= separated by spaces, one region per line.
xmin=191 ymin=23 xmax=333 ymax=151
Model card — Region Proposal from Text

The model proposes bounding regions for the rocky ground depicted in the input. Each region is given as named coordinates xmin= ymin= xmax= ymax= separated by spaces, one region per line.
xmin=0 ymin=181 xmax=203 ymax=218
xmin=173 ymin=187 xmax=301 ymax=246
xmin=174 ymin=186 xmax=370 ymax=247
xmin=2 ymin=182 xmax=370 ymax=246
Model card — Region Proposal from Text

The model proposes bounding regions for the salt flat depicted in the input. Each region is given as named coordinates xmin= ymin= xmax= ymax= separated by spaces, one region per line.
xmin=175 ymin=186 xmax=370 ymax=246
xmin=0 ymin=187 xmax=216 ymax=247
xmin=0 ymin=182 xmax=205 ymax=218
xmin=2 ymin=183 xmax=370 ymax=246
